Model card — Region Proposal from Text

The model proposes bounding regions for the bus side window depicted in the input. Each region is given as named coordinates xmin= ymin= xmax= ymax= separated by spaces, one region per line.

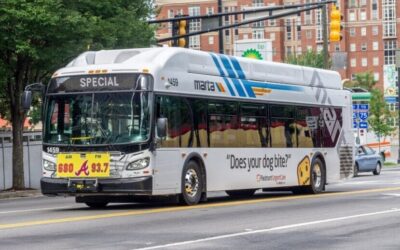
xmin=191 ymin=99 xmax=208 ymax=147
xmin=156 ymin=96 xmax=193 ymax=148
xmin=270 ymin=105 xmax=296 ymax=148
xmin=296 ymin=106 xmax=315 ymax=148
xmin=156 ymin=96 xmax=180 ymax=147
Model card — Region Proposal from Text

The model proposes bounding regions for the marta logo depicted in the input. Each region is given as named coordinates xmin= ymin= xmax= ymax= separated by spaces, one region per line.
xmin=194 ymin=80 xmax=225 ymax=93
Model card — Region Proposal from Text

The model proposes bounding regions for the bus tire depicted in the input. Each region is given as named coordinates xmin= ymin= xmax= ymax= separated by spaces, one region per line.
xmin=305 ymin=158 xmax=326 ymax=194
xmin=180 ymin=161 xmax=203 ymax=206
xmin=226 ymin=189 xmax=256 ymax=198
xmin=84 ymin=202 xmax=108 ymax=208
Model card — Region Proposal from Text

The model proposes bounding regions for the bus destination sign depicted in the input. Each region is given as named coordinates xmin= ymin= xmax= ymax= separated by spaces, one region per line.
xmin=48 ymin=74 xmax=138 ymax=93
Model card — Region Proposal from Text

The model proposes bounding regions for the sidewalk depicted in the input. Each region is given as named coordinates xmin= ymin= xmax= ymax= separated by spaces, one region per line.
xmin=0 ymin=189 xmax=42 ymax=200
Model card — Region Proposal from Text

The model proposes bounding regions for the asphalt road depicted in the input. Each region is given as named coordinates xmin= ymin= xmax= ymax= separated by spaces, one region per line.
xmin=1 ymin=168 xmax=400 ymax=250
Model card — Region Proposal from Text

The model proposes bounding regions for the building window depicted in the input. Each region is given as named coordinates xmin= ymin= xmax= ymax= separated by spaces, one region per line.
xmin=360 ymin=10 xmax=367 ymax=20
xmin=373 ymin=57 xmax=379 ymax=66
xmin=374 ymin=73 xmax=380 ymax=81
xmin=361 ymin=27 xmax=366 ymax=36
xmin=349 ymin=0 xmax=357 ymax=8
xmin=252 ymin=29 xmax=264 ymax=39
xmin=372 ymin=26 xmax=379 ymax=36
xmin=371 ymin=0 xmax=379 ymax=20
xmin=373 ymin=42 xmax=379 ymax=50
xmin=286 ymin=19 xmax=292 ymax=41
xmin=334 ymin=44 xmax=340 ymax=52
xmin=360 ymin=0 xmax=367 ymax=6
xmin=208 ymin=36 xmax=214 ymax=45
xmin=268 ymin=3 xmax=276 ymax=26
xmin=253 ymin=0 xmax=263 ymax=7
xmin=361 ymin=43 xmax=367 ymax=51
xmin=350 ymin=43 xmax=356 ymax=52
xmin=384 ymin=40 xmax=397 ymax=65
xmin=315 ymin=9 xmax=323 ymax=41
xmin=206 ymin=7 xmax=214 ymax=15
xmin=188 ymin=6 xmax=201 ymax=50
xmin=286 ymin=46 xmax=292 ymax=57
xmin=383 ymin=0 xmax=396 ymax=37
xmin=351 ymin=58 xmax=357 ymax=67
xmin=350 ymin=28 xmax=356 ymax=36
xmin=349 ymin=11 xmax=356 ymax=21
xmin=306 ymin=30 xmax=312 ymax=39
xmin=362 ymin=58 xmax=368 ymax=67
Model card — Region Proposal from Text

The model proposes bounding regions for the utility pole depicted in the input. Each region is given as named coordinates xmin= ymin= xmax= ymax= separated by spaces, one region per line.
xmin=218 ymin=0 xmax=224 ymax=54
xmin=322 ymin=3 xmax=329 ymax=69
xmin=396 ymin=48 xmax=400 ymax=164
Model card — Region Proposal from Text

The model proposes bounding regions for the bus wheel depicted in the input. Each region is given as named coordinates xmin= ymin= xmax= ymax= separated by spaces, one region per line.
xmin=306 ymin=158 xmax=326 ymax=194
xmin=181 ymin=161 xmax=203 ymax=206
xmin=84 ymin=202 xmax=108 ymax=209
xmin=226 ymin=189 xmax=256 ymax=198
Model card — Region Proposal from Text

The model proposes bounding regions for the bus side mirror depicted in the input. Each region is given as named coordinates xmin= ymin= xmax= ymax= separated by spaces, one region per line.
xmin=157 ymin=118 xmax=167 ymax=138
xmin=21 ymin=90 xmax=32 ymax=112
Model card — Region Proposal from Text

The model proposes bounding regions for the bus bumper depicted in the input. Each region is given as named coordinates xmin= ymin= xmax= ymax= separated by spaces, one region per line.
xmin=40 ymin=177 xmax=152 ymax=196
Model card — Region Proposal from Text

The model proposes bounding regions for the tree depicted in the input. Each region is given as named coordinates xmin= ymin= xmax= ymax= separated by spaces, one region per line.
xmin=0 ymin=0 xmax=155 ymax=189
xmin=284 ymin=50 xmax=331 ymax=69
xmin=343 ymin=72 xmax=377 ymax=91
xmin=368 ymin=89 xmax=394 ymax=152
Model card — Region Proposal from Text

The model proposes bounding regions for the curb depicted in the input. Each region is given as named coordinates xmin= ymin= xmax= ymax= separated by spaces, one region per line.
xmin=0 ymin=189 xmax=42 ymax=200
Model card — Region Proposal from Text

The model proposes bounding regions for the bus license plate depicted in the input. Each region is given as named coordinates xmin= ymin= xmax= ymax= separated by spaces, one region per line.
xmin=56 ymin=153 xmax=110 ymax=178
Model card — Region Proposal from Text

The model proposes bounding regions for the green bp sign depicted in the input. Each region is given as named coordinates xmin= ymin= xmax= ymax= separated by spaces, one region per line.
xmin=242 ymin=48 xmax=263 ymax=60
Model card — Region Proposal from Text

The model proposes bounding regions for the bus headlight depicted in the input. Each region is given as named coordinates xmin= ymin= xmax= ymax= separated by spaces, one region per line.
xmin=126 ymin=157 xmax=150 ymax=170
xmin=43 ymin=160 xmax=56 ymax=171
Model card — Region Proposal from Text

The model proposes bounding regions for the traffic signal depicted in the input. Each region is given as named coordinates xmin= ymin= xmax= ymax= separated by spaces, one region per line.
xmin=171 ymin=15 xmax=189 ymax=48
xmin=330 ymin=5 xmax=343 ymax=42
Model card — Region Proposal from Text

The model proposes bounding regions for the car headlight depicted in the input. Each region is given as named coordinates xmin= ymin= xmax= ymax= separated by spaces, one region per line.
xmin=126 ymin=157 xmax=150 ymax=170
xmin=43 ymin=159 xmax=56 ymax=171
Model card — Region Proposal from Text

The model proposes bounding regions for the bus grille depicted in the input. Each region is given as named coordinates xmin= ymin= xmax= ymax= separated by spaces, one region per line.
xmin=340 ymin=146 xmax=354 ymax=178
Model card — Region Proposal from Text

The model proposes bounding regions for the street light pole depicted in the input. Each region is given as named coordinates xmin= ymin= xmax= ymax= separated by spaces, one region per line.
xmin=396 ymin=48 xmax=400 ymax=163
xmin=218 ymin=0 xmax=224 ymax=54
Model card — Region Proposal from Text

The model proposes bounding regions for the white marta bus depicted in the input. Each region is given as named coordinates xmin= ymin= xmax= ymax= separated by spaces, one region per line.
xmin=26 ymin=47 xmax=354 ymax=207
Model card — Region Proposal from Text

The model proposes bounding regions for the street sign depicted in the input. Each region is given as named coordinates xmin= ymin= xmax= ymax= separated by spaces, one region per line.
xmin=353 ymin=120 xmax=357 ymax=129
xmin=359 ymin=122 xmax=368 ymax=129
xmin=353 ymin=104 xmax=358 ymax=110
xmin=358 ymin=104 xmax=369 ymax=110
xmin=358 ymin=111 xmax=368 ymax=121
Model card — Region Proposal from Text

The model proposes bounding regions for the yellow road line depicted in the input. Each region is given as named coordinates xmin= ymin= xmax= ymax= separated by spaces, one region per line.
xmin=1 ymin=186 xmax=400 ymax=230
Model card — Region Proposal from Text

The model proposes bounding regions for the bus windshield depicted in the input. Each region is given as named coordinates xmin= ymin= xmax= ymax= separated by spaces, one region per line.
xmin=44 ymin=91 xmax=150 ymax=145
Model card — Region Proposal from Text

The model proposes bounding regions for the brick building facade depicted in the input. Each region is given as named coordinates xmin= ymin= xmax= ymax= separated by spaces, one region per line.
xmin=155 ymin=0 xmax=400 ymax=92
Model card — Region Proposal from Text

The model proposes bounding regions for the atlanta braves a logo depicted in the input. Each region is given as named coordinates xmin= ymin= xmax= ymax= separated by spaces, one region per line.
xmin=75 ymin=160 xmax=89 ymax=176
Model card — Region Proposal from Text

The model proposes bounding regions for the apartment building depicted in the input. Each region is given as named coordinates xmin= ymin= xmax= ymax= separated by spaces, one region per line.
xmin=155 ymin=0 xmax=400 ymax=94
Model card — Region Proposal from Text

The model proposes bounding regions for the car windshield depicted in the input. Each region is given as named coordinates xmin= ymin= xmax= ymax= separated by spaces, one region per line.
xmin=44 ymin=91 xmax=150 ymax=145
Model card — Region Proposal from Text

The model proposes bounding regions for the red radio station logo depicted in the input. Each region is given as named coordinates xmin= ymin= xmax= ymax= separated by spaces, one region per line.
xmin=75 ymin=160 xmax=89 ymax=176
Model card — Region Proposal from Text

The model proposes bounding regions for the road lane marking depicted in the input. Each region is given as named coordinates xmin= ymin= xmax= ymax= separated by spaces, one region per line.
xmin=0 ymin=206 xmax=73 ymax=215
xmin=1 ymin=186 xmax=400 ymax=230
xmin=134 ymin=208 xmax=400 ymax=250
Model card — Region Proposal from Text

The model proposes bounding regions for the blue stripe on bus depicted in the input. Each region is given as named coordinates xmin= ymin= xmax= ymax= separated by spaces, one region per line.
xmin=231 ymin=78 xmax=247 ymax=97
xmin=242 ymin=80 xmax=304 ymax=92
xmin=223 ymin=78 xmax=236 ymax=96
xmin=230 ymin=57 xmax=246 ymax=79
xmin=210 ymin=53 xmax=226 ymax=77
xmin=242 ymin=82 xmax=256 ymax=98
xmin=219 ymin=55 xmax=238 ymax=79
